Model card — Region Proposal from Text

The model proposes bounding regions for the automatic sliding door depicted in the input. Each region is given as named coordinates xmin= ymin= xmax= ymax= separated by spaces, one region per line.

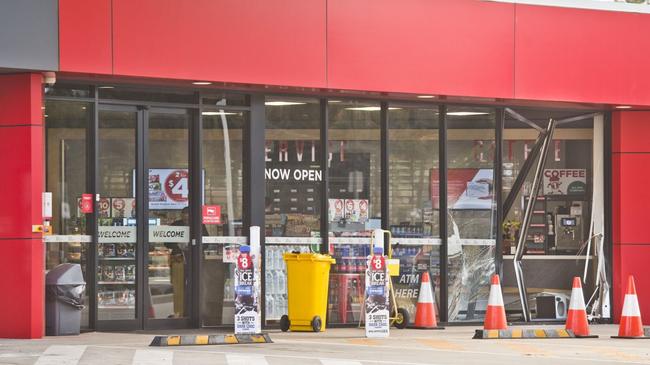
xmin=97 ymin=108 xmax=140 ymax=329
xmin=146 ymin=109 xmax=192 ymax=327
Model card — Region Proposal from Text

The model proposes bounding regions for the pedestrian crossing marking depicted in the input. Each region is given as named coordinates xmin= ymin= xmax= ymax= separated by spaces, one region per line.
xmin=133 ymin=349 xmax=173 ymax=365
xmin=34 ymin=345 xmax=87 ymax=365
xmin=320 ymin=359 xmax=363 ymax=365
xmin=226 ymin=353 xmax=270 ymax=365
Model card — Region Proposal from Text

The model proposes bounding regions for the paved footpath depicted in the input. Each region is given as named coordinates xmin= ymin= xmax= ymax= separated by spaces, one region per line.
xmin=1 ymin=325 xmax=649 ymax=365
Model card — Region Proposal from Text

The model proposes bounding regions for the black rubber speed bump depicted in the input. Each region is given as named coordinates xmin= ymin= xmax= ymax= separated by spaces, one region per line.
xmin=473 ymin=328 xmax=579 ymax=339
xmin=611 ymin=328 xmax=650 ymax=340
xmin=150 ymin=333 xmax=272 ymax=346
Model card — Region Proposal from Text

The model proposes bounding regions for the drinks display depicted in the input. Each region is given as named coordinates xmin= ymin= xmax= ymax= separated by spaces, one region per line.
xmin=264 ymin=245 xmax=309 ymax=320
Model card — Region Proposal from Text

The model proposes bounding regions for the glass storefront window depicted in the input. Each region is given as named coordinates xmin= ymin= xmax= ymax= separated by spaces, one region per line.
xmin=264 ymin=97 xmax=322 ymax=239
xmin=327 ymin=100 xmax=381 ymax=324
xmin=200 ymin=108 xmax=247 ymax=326
xmin=388 ymin=105 xmax=441 ymax=324
xmin=501 ymin=111 xmax=596 ymax=321
xmin=446 ymin=106 xmax=496 ymax=322
xmin=45 ymin=100 xmax=93 ymax=329
xmin=264 ymin=97 xmax=322 ymax=322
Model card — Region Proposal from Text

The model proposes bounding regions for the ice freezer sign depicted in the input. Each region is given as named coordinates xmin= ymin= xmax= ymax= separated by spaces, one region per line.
xmin=543 ymin=169 xmax=587 ymax=195
xmin=234 ymin=246 xmax=260 ymax=334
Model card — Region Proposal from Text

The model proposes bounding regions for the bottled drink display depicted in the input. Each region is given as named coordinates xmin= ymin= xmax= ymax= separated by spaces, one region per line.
xmin=264 ymin=245 xmax=309 ymax=320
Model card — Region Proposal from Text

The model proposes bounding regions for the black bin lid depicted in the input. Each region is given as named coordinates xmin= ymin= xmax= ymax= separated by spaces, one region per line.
xmin=45 ymin=263 xmax=86 ymax=285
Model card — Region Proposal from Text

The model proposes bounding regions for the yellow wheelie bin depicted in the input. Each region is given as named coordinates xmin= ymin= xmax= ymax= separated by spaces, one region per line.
xmin=280 ymin=252 xmax=335 ymax=332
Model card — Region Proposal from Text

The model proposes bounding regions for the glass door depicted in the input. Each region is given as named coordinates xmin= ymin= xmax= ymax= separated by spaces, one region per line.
xmin=145 ymin=108 xmax=192 ymax=329
xmin=96 ymin=105 xmax=194 ymax=330
xmin=96 ymin=106 xmax=140 ymax=330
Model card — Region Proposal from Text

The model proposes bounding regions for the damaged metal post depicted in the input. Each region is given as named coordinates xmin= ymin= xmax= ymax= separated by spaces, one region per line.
xmin=514 ymin=118 xmax=556 ymax=322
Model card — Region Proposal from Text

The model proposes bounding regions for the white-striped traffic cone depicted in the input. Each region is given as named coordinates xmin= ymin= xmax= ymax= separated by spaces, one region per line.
xmin=413 ymin=272 xmax=438 ymax=329
xmin=616 ymin=275 xmax=645 ymax=338
xmin=483 ymin=274 xmax=507 ymax=330
xmin=565 ymin=277 xmax=592 ymax=337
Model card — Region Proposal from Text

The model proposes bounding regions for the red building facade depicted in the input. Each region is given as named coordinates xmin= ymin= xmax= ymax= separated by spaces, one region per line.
xmin=1 ymin=0 xmax=649 ymax=337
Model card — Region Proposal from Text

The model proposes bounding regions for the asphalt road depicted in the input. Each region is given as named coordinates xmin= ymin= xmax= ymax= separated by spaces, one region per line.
xmin=0 ymin=325 xmax=649 ymax=365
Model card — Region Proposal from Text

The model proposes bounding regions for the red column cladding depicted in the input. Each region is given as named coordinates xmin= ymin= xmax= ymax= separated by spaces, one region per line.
xmin=611 ymin=111 xmax=650 ymax=325
xmin=0 ymin=73 xmax=44 ymax=339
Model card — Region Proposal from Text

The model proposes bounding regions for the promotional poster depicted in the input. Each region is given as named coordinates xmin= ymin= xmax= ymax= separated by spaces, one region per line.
xmin=365 ymin=247 xmax=390 ymax=338
xmin=234 ymin=245 xmax=261 ymax=334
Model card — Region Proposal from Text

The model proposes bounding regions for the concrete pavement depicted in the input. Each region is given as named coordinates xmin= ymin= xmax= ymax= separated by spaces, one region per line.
xmin=0 ymin=325 xmax=649 ymax=365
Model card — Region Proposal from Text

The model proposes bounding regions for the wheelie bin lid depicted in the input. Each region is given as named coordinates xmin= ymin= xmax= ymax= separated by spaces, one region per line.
xmin=46 ymin=263 xmax=86 ymax=285
xmin=283 ymin=252 xmax=336 ymax=264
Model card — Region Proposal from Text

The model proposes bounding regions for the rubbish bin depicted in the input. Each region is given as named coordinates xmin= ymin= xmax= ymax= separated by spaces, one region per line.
xmin=280 ymin=252 xmax=335 ymax=332
xmin=45 ymin=263 xmax=86 ymax=336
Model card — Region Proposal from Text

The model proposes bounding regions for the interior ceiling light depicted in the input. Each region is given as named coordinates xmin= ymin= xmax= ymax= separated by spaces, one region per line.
xmin=328 ymin=100 xmax=341 ymax=103
xmin=202 ymin=111 xmax=239 ymax=116
xmin=447 ymin=112 xmax=489 ymax=116
xmin=345 ymin=107 xmax=401 ymax=111
xmin=192 ymin=81 xmax=212 ymax=85
xmin=615 ymin=105 xmax=632 ymax=109
xmin=417 ymin=95 xmax=436 ymax=99
xmin=97 ymin=86 xmax=114 ymax=89
xmin=265 ymin=101 xmax=307 ymax=106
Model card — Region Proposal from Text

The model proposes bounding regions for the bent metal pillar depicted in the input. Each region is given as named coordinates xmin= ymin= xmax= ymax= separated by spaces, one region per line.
xmin=0 ymin=73 xmax=44 ymax=338
xmin=513 ymin=118 xmax=556 ymax=322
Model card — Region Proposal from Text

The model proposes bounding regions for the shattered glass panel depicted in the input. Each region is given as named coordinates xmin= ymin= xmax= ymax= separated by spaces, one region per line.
xmin=446 ymin=107 xmax=497 ymax=322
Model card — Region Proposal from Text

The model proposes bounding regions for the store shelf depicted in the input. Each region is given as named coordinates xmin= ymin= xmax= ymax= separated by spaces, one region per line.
xmin=97 ymin=281 xmax=135 ymax=285
xmin=99 ymin=257 xmax=135 ymax=261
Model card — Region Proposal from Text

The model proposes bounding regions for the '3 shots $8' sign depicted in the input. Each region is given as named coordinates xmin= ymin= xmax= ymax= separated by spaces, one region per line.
xmin=365 ymin=247 xmax=390 ymax=338
xmin=234 ymin=245 xmax=260 ymax=334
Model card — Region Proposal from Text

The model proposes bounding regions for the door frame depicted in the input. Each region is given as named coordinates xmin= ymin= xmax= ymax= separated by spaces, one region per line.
xmin=93 ymin=103 xmax=196 ymax=331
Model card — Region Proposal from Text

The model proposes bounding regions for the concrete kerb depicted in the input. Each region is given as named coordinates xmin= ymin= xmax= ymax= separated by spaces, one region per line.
xmin=473 ymin=328 xmax=600 ymax=339
xmin=150 ymin=333 xmax=272 ymax=346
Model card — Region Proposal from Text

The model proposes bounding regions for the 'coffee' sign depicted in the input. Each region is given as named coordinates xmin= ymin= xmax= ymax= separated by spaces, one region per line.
xmin=543 ymin=169 xmax=586 ymax=195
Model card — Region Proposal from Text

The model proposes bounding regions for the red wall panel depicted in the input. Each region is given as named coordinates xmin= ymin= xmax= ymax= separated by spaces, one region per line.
xmin=0 ymin=73 xmax=42 ymax=125
xmin=612 ymin=111 xmax=650 ymax=153
xmin=0 ymin=73 xmax=44 ymax=339
xmin=515 ymin=5 xmax=650 ymax=106
xmin=0 ymin=126 xmax=43 ymax=239
xmin=0 ymin=239 xmax=44 ymax=338
xmin=613 ymin=245 xmax=650 ymax=325
xmin=112 ymin=0 xmax=326 ymax=87
xmin=611 ymin=153 xmax=650 ymax=245
xmin=327 ymin=0 xmax=515 ymax=98
xmin=58 ymin=0 xmax=112 ymax=74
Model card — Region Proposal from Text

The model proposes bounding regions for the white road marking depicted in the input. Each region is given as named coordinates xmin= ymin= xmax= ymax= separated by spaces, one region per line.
xmin=34 ymin=345 xmax=87 ymax=365
xmin=226 ymin=353 xmax=270 ymax=365
xmin=132 ymin=349 xmax=173 ymax=365
xmin=0 ymin=353 xmax=39 ymax=358
xmin=320 ymin=360 xmax=363 ymax=365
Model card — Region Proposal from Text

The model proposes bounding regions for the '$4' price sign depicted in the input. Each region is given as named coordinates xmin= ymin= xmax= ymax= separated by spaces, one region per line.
xmin=165 ymin=170 xmax=189 ymax=202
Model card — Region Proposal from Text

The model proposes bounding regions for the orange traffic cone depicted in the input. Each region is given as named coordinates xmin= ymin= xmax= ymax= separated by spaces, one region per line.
xmin=566 ymin=277 xmax=594 ymax=337
xmin=484 ymin=274 xmax=507 ymax=330
xmin=413 ymin=272 xmax=439 ymax=329
xmin=615 ymin=276 xmax=645 ymax=338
